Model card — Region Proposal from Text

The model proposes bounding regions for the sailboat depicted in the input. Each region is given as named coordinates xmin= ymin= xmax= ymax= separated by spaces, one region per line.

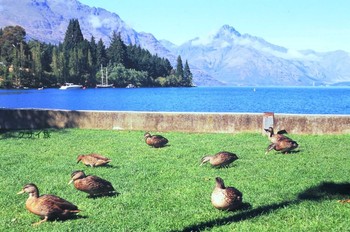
xmin=96 ymin=66 xmax=113 ymax=88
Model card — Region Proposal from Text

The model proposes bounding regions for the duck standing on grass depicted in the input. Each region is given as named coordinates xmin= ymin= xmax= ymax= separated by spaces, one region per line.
xmin=68 ymin=170 xmax=117 ymax=198
xmin=144 ymin=132 xmax=169 ymax=148
xmin=264 ymin=127 xmax=298 ymax=154
xmin=76 ymin=154 xmax=111 ymax=167
xmin=17 ymin=183 xmax=80 ymax=226
xmin=211 ymin=177 xmax=243 ymax=211
xmin=200 ymin=151 xmax=238 ymax=168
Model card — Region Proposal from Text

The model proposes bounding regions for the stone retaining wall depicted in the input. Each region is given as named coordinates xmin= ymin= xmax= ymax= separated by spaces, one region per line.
xmin=1 ymin=108 xmax=350 ymax=134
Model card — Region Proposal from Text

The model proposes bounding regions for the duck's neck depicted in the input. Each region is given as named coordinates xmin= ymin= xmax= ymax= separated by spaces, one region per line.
xmin=215 ymin=179 xmax=226 ymax=189
xmin=29 ymin=191 xmax=39 ymax=198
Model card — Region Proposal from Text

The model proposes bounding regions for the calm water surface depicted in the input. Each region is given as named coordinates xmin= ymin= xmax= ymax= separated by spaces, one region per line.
xmin=0 ymin=87 xmax=349 ymax=114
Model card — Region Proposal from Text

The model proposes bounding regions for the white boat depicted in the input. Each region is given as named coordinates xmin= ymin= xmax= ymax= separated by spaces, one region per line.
xmin=59 ymin=83 xmax=82 ymax=90
xmin=96 ymin=66 xmax=113 ymax=88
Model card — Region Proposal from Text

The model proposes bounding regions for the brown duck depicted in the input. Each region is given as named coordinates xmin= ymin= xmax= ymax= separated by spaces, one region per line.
xmin=68 ymin=170 xmax=116 ymax=197
xmin=264 ymin=127 xmax=298 ymax=154
xmin=264 ymin=127 xmax=288 ymax=144
xmin=211 ymin=177 xmax=243 ymax=211
xmin=200 ymin=151 xmax=238 ymax=167
xmin=76 ymin=154 xmax=111 ymax=167
xmin=144 ymin=132 xmax=168 ymax=148
xmin=17 ymin=183 xmax=80 ymax=226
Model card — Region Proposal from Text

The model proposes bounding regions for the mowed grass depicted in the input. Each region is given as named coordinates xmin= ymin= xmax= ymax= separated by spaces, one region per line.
xmin=0 ymin=129 xmax=350 ymax=231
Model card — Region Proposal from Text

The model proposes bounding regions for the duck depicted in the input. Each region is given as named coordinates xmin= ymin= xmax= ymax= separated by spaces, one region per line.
xmin=211 ymin=177 xmax=243 ymax=211
xmin=68 ymin=170 xmax=116 ymax=197
xmin=144 ymin=132 xmax=168 ymax=148
xmin=266 ymin=139 xmax=299 ymax=154
xmin=264 ymin=127 xmax=288 ymax=144
xmin=17 ymin=183 xmax=80 ymax=226
xmin=264 ymin=127 xmax=298 ymax=154
xmin=76 ymin=154 xmax=111 ymax=167
xmin=200 ymin=151 xmax=238 ymax=168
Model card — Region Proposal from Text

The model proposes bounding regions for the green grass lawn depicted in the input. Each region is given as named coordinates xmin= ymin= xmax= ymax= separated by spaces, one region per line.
xmin=1 ymin=129 xmax=349 ymax=231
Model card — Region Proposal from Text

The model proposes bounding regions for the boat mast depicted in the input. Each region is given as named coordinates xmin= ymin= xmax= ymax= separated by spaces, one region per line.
xmin=100 ymin=65 xmax=104 ymax=85
xmin=106 ymin=67 xmax=108 ymax=85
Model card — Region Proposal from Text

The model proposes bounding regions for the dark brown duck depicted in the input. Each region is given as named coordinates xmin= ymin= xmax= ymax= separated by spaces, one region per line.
xmin=68 ymin=170 xmax=116 ymax=197
xmin=200 ymin=151 xmax=238 ymax=167
xmin=144 ymin=132 xmax=168 ymax=148
xmin=264 ymin=127 xmax=298 ymax=154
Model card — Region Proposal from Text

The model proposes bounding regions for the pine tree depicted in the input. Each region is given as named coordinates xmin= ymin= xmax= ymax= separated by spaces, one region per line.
xmin=107 ymin=31 xmax=127 ymax=65
xmin=176 ymin=55 xmax=184 ymax=79
xmin=96 ymin=38 xmax=107 ymax=67
xmin=63 ymin=19 xmax=84 ymax=51
xmin=183 ymin=60 xmax=193 ymax=86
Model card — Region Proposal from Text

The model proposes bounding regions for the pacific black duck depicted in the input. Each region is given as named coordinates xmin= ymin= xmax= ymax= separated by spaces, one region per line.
xmin=68 ymin=170 xmax=116 ymax=197
xmin=200 ymin=151 xmax=238 ymax=167
xmin=264 ymin=127 xmax=298 ymax=154
xmin=17 ymin=183 xmax=80 ymax=226
xmin=76 ymin=154 xmax=111 ymax=167
xmin=211 ymin=177 xmax=243 ymax=211
xmin=144 ymin=132 xmax=168 ymax=148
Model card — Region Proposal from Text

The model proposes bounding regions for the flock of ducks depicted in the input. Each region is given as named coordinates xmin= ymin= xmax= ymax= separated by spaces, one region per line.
xmin=17 ymin=129 xmax=306 ymax=225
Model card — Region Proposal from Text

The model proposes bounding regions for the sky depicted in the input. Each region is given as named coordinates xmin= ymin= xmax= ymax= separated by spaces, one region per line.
xmin=78 ymin=0 xmax=350 ymax=52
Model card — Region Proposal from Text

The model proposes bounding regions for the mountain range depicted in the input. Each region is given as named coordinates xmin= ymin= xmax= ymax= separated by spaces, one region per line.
xmin=1 ymin=0 xmax=350 ymax=86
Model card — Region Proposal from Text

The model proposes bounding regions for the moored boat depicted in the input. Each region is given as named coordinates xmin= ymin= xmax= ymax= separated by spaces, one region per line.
xmin=59 ymin=83 xmax=82 ymax=90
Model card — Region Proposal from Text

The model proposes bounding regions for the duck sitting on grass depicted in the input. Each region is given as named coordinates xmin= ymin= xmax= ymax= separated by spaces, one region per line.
xmin=76 ymin=154 xmax=111 ymax=167
xmin=200 ymin=151 xmax=238 ymax=168
xmin=17 ymin=183 xmax=80 ymax=226
xmin=68 ymin=170 xmax=117 ymax=198
xmin=211 ymin=177 xmax=243 ymax=211
xmin=144 ymin=132 xmax=169 ymax=148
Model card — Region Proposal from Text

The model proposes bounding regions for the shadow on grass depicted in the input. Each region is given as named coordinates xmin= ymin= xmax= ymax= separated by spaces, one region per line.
xmin=87 ymin=191 xmax=120 ymax=199
xmin=44 ymin=214 xmax=88 ymax=224
xmin=174 ymin=181 xmax=350 ymax=232
xmin=298 ymin=181 xmax=350 ymax=201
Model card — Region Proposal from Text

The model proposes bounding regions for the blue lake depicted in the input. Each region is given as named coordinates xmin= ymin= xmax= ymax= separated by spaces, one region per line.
xmin=0 ymin=87 xmax=350 ymax=114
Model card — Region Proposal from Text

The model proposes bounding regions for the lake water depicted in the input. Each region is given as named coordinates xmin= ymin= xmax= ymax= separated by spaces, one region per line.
xmin=0 ymin=87 xmax=350 ymax=114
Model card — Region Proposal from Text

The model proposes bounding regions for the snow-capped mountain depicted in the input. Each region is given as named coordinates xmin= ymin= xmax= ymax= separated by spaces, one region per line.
xmin=0 ymin=0 xmax=173 ymax=57
xmin=1 ymin=0 xmax=350 ymax=86
xmin=162 ymin=25 xmax=350 ymax=86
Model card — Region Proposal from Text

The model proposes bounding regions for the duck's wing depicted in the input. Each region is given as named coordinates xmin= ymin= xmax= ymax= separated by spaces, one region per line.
xmin=86 ymin=176 xmax=115 ymax=191
xmin=89 ymin=154 xmax=111 ymax=161
xmin=39 ymin=194 xmax=79 ymax=211
xmin=277 ymin=129 xmax=288 ymax=134
xmin=224 ymin=187 xmax=243 ymax=203
xmin=151 ymin=135 xmax=168 ymax=147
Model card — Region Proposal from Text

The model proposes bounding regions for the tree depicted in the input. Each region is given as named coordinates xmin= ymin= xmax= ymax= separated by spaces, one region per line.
xmin=96 ymin=38 xmax=107 ymax=67
xmin=176 ymin=55 xmax=184 ymax=79
xmin=107 ymin=31 xmax=127 ymax=65
xmin=63 ymin=19 xmax=84 ymax=51
xmin=28 ymin=40 xmax=43 ymax=86
xmin=183 ymin=60 xmax=193 ymax=86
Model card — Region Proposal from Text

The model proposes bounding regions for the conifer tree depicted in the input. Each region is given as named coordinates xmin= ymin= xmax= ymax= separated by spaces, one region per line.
xmin=63 ymin=19 xmax=84 ymax=51
xmin=96 ymin=38 xmax=107 ymax=67
xmin=107 ymin=31 xmax=127 ymax=65
xmin=183 ymin=60 xmax=193 ymax=86
xmin=176 ymin=55 xmax=184 ymax=79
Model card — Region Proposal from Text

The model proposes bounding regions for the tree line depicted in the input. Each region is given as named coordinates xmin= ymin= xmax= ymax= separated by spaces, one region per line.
xmin=0 ymin=19 xmax=193 ymax=88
